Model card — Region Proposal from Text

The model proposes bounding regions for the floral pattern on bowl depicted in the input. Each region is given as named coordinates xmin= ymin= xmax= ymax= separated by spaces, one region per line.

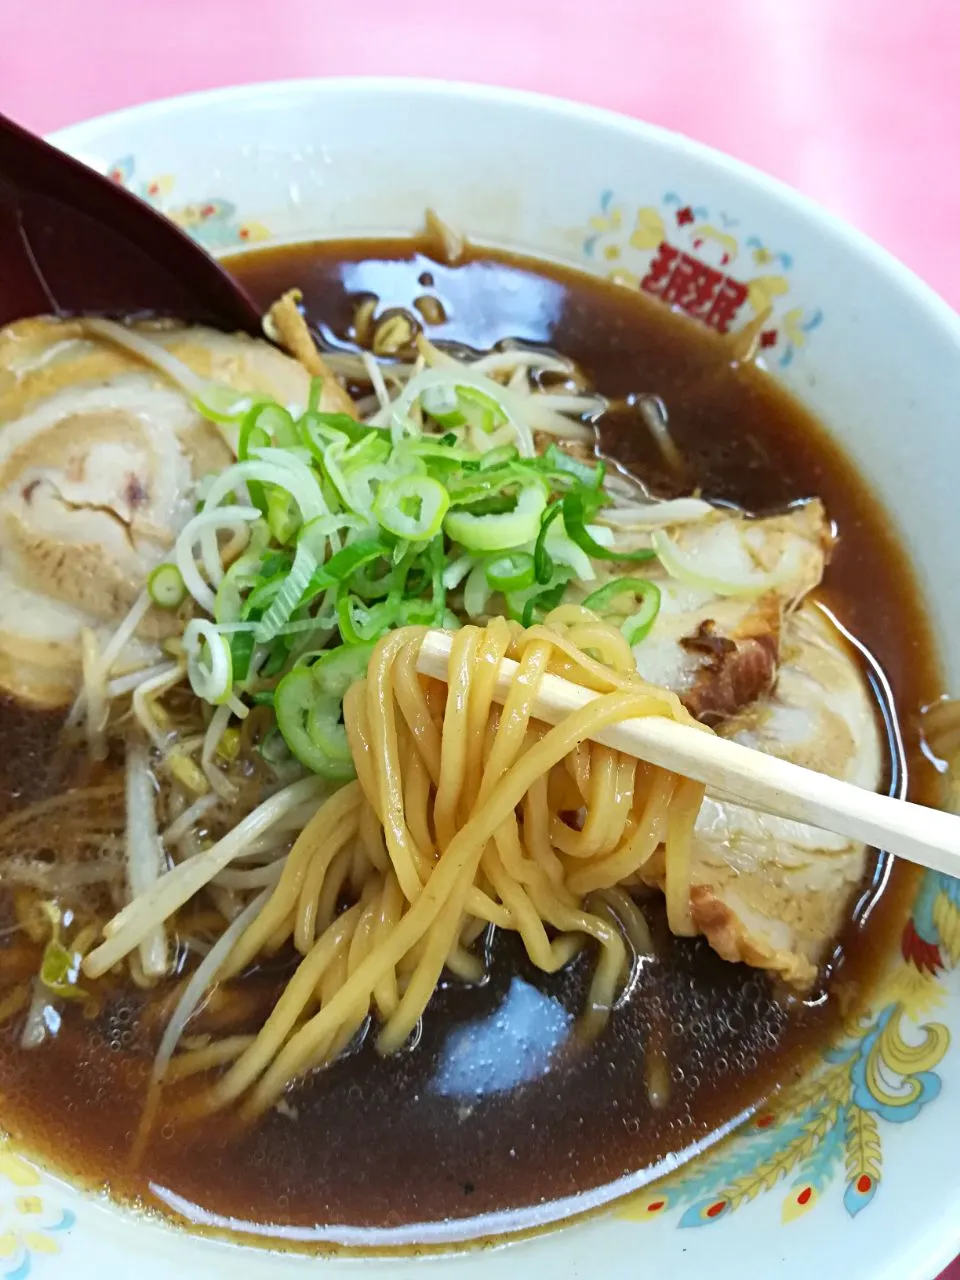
xmin=622 ymin=869 xmax=958 ymax=1229
xmin=583 ymin=189 xmax=824 ymax=367
xmin=0 ymin=1153 xmax=74 ymax=1279
xmin=105 ymin=156 xmax=270 ymax=251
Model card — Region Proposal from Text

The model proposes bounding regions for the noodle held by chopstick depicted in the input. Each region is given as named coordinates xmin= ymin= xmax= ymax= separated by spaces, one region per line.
xmin=161 ymin=611 xmax=706 ymax=1123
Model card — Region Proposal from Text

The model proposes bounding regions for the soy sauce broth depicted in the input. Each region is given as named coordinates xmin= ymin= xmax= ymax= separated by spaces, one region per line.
xmin=0 ymin=239 xmax=942 ymax=1245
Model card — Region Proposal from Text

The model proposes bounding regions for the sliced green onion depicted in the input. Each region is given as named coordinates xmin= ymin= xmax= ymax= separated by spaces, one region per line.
xmin=478 ymin=445 xmax=519 ymax=470
xmin=320 ymin=539 xmax=389 ymax=587
xmin=242 ymin=569 xmax=289 ymax=618
xmin=621 ymin=599 xmax=661 ymax=645
xmin=427 ymin=534 xmax=446 ymax=624
xmin=261 ymin=641 xmax=289 ymax=679
xmin=240 ymin=402 xmax=297 ymax=457
xmin=444 ymin=479 xmax=547 ymax=552
xmin=343 ymin=431 xmax=392 ymax=473
xmin=445 ymin=470 xmax=519 ymax=508
xmin=348 ymin=561 xmax=395 ymax=601
xmin=399 ymin=597 xmax=436 ymax=625
xmin=373 ymin=474 xmax=450 ymax=541
xmin=311 ymin=643 xmax=375 ymax=697
xmin=457 ymin=386 xmax=508 ymax=434
xmin=518 ymin=576 xmax=571 ymax=627
xmin=421 ymin=384 xmax=463 ymax=426
xmin=540 ymin=443 xmax=605 ymax=490
xmin=562 ymin=492 xmax=657 ymax=563
xmin=336 ymin=589 xmax=398 ymax=646
xmin=266 ymin=486 xmax=300 ymax=544
xmin=203 ymin=457 xmax=327 ymax=526
xmin=462 ymin=562 xmax=492 ymax=618
xmin=420 ymin=384 xmax=508 ymax=434
xmin=229 ymin=630 xmax=256 ymax=684
xmin=582 ymin=577 xmax=657 ymax=614
xmin=442 ymin=553 xmax=476 ymax=590
xmin=484 ymin=552 xmax=536 ymax=593
xmin=650 ymin=527 xmax=803 ymax=598
xmin=400 ymin=437 xmax=476 ymax=467
xmin=314 ymin=436 xmax=357 ymax=511
xmin=582 ymin=577 xmax=662 ymax=644
xmin=297 ymin=416 xmax=350 ymax=466
xmin=302 ymin=410 xmax=380 ymax=447
xmin=307 ymin=693 xmax=353 ymax=764
xmin=147 ymin=563 xmax=186 ymax=610
xmin=299 ymin=512 xmax=365 ymax=561
xmin=184 ymin=619 xmax=233 ymax=705
xmin=194 ymin=382 xmax=255 ymax=425
xmin=533 ymin=502 xmax=563 ymax=584
xmin=175 ymin=504 xmax=261 ymax=615
xmin=236 ymin=404 xmax=273 ymax=510
xmin=392 ymin=539 xmax=414 ymax=567
xmin=40 ymin=938 xmax=86 ymax=1000
xmin=274 ymin=667 xmax=354 ymax=780
xmin=254 ymin=540 xmax=319 ymax=644
xmin=345 ymin=461 xmax=391 ymax=516
xmin=213 ymin=521 xmax=271 ymax=623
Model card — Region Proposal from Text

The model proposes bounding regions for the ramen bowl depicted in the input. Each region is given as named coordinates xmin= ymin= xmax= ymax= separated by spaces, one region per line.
xmin=17 ymin=78 xmax=960 ymax=1280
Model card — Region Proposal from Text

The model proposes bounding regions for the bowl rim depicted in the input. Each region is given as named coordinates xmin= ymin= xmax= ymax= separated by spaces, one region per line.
xmin=42 ymin=75 xmax=960 ymax=1280
xmin=49 ymin=75 xmax=960 ymax=345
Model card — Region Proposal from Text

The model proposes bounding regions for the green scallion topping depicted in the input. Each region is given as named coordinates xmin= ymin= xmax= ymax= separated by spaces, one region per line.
xmin=147 ymin=563 xmax=186 ymax=610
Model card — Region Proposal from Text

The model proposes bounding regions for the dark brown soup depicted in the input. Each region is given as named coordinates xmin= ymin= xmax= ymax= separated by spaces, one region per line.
xmin=0 ymin=240 xmax=942 ymax=1247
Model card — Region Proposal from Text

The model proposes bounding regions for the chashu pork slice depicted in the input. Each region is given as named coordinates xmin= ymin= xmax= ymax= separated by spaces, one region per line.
xmin=642 ymin=603 xmax=882 ymax=988
xmin=0 ymin=314 xmax=355 ymax=707
xmin=625 ymin=499 xmax=831 ymax=724
xmin=603 ymin=501 xmax=880 ymax=988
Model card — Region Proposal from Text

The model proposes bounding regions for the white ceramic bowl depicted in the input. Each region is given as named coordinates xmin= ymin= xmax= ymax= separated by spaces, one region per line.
xmin=21 ymin=78 xmax=959 ymax=1280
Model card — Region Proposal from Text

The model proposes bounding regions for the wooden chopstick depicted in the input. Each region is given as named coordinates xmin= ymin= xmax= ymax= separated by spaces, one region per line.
xmin=416 ymin=630 xmax=960 ymax=878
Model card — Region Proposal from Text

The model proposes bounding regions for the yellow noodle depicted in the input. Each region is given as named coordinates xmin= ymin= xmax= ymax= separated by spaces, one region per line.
xmin=402 ymin=748 xmax=436 ymax=861
xmin=294 ymin=815 xmax=360 ymax=954
xmin=248 ymin=697 xmax=690 ymax=1110
xmin=166 ymin=1035 xmax=254 ymax=1083
xmin=264 ymin=908 xmax=297 ymax=956
xmin=664 ymin=776 xmax=704 ymax=936
xmin=206 ymin=904 xmax=363 ymax=1110
xmin=364 ymin=629 xmax=430 ymax=901
xmin=370 ymin=875 xmax=404 ymax=1018
xmin=566 ymin=770 xmax=675 ymax=895
xmin=313 ymin=846 xmax=354 ymax=937
xmin=223 ymin=785 xmax=361 ymax=978
xmin=444 ymin=939 xmax=485 ymax=982
xmin=172 ymin=614 xmax=705 ymax=1124
xmin=357 ymin=799 xmax=389 ymax=874
xmin=433 ymin=627 xmax=482 ymax=851
xmin=394 ymin=644 xmax=442 ymax=783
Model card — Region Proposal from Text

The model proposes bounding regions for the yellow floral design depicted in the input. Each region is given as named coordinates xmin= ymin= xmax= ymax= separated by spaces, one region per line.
xmin=745 ymin=275 xmax=790 ymax=315
xmin=581 ymin=190 xmax=824 ymax=364
xmin=617 ymin=871 xmax=956 ymax=1231
xmin=629 ymin=207 xmax=666 ymax=251
xmin=106 ymin=156 xmax=271 ymax=251
xmin=0 ymin=1152 xmax=74 ymax=1278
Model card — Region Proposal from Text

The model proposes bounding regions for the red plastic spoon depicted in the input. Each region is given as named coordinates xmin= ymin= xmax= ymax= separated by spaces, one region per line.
xmin=0 ymin=111 xmax=261 ymax=332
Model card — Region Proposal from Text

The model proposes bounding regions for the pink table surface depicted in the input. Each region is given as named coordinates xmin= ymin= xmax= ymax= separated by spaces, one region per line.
xmin=1 ymin=0 xmax=958 ymax=1275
